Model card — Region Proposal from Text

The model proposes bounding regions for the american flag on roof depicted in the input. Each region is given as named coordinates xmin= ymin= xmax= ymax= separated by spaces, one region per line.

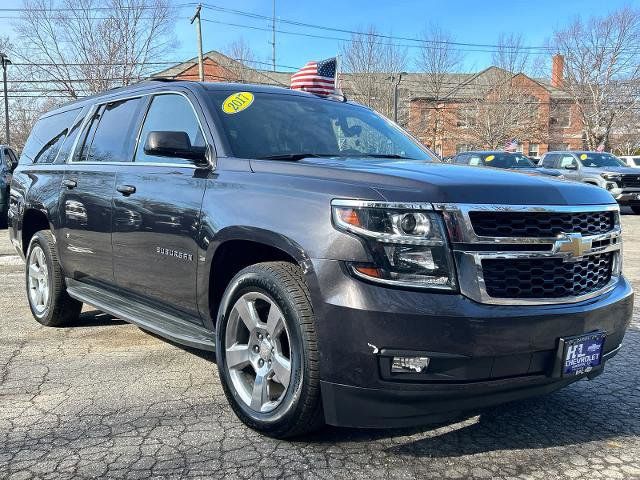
xmin=504 ymin=139 xmax=518 ymax=152
xmin=290 ymin=57 xmax=338 ymax=97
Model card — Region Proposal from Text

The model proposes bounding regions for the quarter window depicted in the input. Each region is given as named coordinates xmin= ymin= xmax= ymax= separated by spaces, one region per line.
xmin=78 ymin=97 xmax=143 ymax=163
xmin=135 ymin=94 xmax=205 ymax=164
xmin=21 ymin=108 xmax=82 ymax=164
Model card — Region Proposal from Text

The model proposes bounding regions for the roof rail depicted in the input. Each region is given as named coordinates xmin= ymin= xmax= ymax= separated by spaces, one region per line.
xmin=147 ymin=77 xmax=182 ymax=82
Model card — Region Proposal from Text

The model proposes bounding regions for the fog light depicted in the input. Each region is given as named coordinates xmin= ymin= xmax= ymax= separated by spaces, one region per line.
xmin=391 ymin=356 xmax=430 ymax=373
xmin=605 ymin=182 xmax=618 ymax=190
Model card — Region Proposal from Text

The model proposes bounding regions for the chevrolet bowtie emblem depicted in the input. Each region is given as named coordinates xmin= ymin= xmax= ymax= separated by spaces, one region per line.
xmin=553 ymin=233 xmax=592 ymax=259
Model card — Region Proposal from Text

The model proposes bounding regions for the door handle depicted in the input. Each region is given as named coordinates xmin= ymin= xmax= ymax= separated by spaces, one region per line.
xmin=61 ymin=179 xmax=77 ymax=189
xmin=116 ymin=184 xmax=136 ymax=196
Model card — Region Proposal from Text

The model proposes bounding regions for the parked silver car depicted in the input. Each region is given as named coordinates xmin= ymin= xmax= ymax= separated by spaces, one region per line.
xmin=541 ymin=151 xmax=640 ymax=214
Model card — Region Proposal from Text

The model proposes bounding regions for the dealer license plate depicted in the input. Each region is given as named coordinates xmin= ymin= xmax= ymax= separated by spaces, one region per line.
xmin=561 ymin=332 xmax=606 ymax=377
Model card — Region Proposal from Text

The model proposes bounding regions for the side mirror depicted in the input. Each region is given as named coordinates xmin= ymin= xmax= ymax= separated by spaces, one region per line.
xmin=564 ymin=164 xmax=578 ymax=170
xmin=143 ymin=131 xmax=207 ymax=163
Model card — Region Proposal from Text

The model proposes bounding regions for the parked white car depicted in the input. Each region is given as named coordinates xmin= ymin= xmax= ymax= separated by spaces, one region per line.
xmin=618 ymin=155 xmax=640 ymax=168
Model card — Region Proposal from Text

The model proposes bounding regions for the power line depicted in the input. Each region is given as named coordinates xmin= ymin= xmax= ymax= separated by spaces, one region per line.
xmin=199 ymin=3 xmax=553 ymax=51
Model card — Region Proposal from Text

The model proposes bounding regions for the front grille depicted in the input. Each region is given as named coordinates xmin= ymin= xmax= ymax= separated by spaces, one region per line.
xmin=469 ymin=211 xmax=615 ymax=237
xmin=482 ymin=252 xmax=614 ymax=299
xmin=620 ymin=174 xmax=640 ymax=188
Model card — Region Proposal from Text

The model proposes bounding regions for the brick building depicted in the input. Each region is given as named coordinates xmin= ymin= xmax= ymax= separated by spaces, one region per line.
xmin=407 ymin=55 xmax=584 ymax=157
xmin=153 ymin=51 xmax=585 ymax=157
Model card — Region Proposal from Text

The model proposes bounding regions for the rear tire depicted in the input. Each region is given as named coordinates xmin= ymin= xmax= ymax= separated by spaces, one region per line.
xmin=631 ymin=206 xmax=640 ymax=215
xmin=0 ymin=205 xmax=7 ymax=229
xmin=26 ymin=231 xmax=82 ymax=327
xmin=215 ymin=261 xmax=324 ymax=438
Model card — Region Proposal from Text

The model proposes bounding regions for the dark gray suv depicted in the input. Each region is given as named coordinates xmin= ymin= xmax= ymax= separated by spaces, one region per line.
xmin=8 ymin=81 xmax=634 ymax=437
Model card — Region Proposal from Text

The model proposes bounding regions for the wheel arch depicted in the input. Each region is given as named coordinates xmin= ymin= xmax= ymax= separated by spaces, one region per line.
xmin=21 ymin=208 xmax=53 ymax=256
xmin=199 ymin=226 xmax=315 ymax=329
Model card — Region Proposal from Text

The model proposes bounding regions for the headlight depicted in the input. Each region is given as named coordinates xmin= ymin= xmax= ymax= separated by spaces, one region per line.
xmin=601 ymin=173 xmax=622 ymax=181
xmin=331 ymin=200 xmax=457 ymax=290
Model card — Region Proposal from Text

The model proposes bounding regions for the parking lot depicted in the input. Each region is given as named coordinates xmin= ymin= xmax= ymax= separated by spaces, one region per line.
xmin=0 ymin=215 xmax=638 ymax=480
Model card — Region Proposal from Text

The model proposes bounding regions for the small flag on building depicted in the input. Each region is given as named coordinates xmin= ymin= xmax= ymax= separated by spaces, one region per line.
xmin=504 ymin=139 xmax=518 ymax=152
xmin=291 ymin=57 xmax=340 ymax=97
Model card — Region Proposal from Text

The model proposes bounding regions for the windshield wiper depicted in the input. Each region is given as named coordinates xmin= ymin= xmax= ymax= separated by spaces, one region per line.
xmin=356 ymin=153 xmax=414 ymax=159
xmin=257 ymin=153 xmax=338 ymax=161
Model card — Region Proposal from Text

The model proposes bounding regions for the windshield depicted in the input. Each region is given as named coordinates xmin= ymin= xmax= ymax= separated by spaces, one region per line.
xmin=577 ymin=153 xmax=625 ymax=168
xmin=208 ymin=91 xmax=435 ymax=161
xmin=480 ymin=153 xmax=535 ymax=169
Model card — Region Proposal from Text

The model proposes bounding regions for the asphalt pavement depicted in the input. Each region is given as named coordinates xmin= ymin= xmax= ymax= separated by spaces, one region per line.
xmin=1 ymin=214 xmax=639 ymax=479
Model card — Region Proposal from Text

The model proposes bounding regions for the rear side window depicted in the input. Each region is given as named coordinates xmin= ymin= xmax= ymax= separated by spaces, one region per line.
xmin=542 ymin=154 xmax=557 ymax=168
xmin=21 ymin=108 xmax=82 ymax=164
xmin=135 ymin=93 xmax=205 ymax=165
xmin=78 ymin=97 xmax=144 ymax=163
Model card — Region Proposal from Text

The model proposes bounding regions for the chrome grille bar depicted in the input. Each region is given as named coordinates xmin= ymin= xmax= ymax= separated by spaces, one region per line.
xmin=434 ymin=203 xmax=622 ymax=305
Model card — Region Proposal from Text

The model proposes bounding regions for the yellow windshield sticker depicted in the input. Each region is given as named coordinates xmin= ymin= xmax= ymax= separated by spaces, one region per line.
xmin=485 ymin=155 xmax=495 ymax=162
xmin=580 ymin=153 xmax=588 ymax=160
xmin=222 ymin=92 xmax=254 ymax=114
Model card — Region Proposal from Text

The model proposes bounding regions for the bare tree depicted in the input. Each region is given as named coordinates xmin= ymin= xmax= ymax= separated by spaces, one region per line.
xmin=551 ymin=6 xmax=640 ymax=150
xmin=340 ymin=26 xmax=407 ymax=119
xmin=448 ymin=33 xmax=549 ymax=150
xmin=13 ymin=0 xmax=176 ymax=99
xmin=492 ymin=33 xmax=531 ymax=74
xmin=223 ymin=38 xmax=261 ymax=83
xmin=460 ymin=70 xmax=548 ymax=149
xmin=415 ymin=24 xmax=463 ymax=151
xmin=611 ymin=107 xmax=640 ymax=155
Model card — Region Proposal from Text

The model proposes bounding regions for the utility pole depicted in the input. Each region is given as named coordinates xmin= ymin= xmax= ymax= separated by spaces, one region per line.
xmin=190 ymin=4 xmax=204 ymax=81
xmin=271 ymin=0 xmax=276 ymax=71
xmin=393 ymin=72 xmax=406 ymax=124
xmin=0 ymin=53 xmax=10 ymax=145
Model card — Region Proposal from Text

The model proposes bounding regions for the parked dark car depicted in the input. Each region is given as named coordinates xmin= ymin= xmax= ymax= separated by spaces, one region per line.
xmin=1 ymin=145 xmax=18 ymax=228
xmin=453 ymin=151 xmax=563 ymax=177
xmin=8 ymin=81 xmax=633 ymax=438
xmin=541 ymin=151 xmax=640 ymax=213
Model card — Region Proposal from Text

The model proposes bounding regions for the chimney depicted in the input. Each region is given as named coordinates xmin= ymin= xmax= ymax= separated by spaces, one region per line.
xmin=551 ymin=54 xmax=564 ymax=88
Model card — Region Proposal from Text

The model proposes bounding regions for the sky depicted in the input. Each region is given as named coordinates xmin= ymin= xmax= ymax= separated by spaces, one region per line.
xmin=0 ymin=0 xmax=637 ymax=77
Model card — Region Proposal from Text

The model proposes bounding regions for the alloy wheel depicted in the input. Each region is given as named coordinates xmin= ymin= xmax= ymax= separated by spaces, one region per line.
xmin=224 ymin=291 xmax=292 ymax=413
xmin=28 ymin=245 xmax=50 ymax=315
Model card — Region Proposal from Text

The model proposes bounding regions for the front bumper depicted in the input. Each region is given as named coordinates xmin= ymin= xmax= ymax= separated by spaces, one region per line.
xmin=308 ymin=259 xmax=634 ymax=428
xmin=610 ymin=189 xmax=640 ymax=204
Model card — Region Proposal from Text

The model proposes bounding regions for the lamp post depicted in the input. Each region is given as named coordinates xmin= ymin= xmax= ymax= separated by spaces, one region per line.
xmin=0 ymin=53 xmax=10 ymax=145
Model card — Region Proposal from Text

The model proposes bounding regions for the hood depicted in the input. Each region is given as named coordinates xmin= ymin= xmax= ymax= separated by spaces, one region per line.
xmin=508 ymin=167 xmax=562 ymax=177
xmin=582 ymin=166 xmax=640 ymax=175
xmin=250 ymin=158 xmax=616 ymax=206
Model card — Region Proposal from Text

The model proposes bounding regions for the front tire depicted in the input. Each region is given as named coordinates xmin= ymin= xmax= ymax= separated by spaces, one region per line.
xmin=215 ymin=262 xmax=324 ymax=438
xmin=631 ymin=206 xmax=640 ymax=215
xmin=26 ymin=231 xmax=82 ymax=327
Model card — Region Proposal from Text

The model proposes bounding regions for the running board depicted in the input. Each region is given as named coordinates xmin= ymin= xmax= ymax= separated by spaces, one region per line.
xmin=66 ymin=278 xmax=216 ymax=352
